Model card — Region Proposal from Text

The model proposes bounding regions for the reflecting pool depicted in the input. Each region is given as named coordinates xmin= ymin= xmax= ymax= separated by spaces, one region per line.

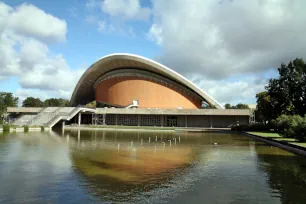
xmin=0 ymin=130 xmax=306 ymax=204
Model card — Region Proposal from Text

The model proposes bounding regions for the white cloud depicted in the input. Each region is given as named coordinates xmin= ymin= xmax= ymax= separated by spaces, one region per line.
xmin=149 ymin=0 xmax=306 ymax=79
xmin=0 ymin=2 xmax=81 ymax=102
xmin=101 ymin=0 xmax=151 ymax=21
xmin=147 ymin=0 xmax=306 ymax=104
xmin=4 ymin=3 xmax=67 ymax=43
xmin=147 ymin=24 xmax=162 ymax=45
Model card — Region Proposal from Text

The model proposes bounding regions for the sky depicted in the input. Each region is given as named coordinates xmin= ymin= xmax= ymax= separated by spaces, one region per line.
xmin=0 ymin=0 xmax=305 ymax=106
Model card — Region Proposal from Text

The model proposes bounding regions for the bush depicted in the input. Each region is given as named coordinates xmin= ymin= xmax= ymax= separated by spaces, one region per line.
xmin=3 ymin=124 xmax=10 ymax=132
xmin=41 ymin=126 xmax=45 ymax=131
xmin=231 ymin=123 xmax=269 ymax=131
xmin=274 ymin=115 xmax=305 ymax=138
xmin=24 ymin=126 xmax=29 ymax=132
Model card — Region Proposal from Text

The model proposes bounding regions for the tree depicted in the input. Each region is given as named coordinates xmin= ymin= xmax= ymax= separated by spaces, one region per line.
xmin=224 ymin=103 xmax=249 ymax=109
xmin=224 ymin=104 xmax=231 ymax=109
xmin=266 ymin=58 xmax=306 ymax=117
xmin=234 ymin=103 xmax=249 ymax=109
xmin=255 ymin=91 xmax=274 ymax=123
xmin=0 ymin=92 xmax=18 ymax=118
xmin=22 ymin=97 xmax=44 ymax=107
xmin=44 ymin=98 xmax=70 ymax=107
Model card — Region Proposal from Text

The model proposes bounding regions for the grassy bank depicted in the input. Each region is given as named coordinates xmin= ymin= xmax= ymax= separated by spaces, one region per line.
xmin=247 ymin=131 xmax=306 ymax=148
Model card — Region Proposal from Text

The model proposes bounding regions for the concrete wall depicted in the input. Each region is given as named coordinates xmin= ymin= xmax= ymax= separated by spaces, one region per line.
xmin=103 ymin=114 xmax=249 ymax=128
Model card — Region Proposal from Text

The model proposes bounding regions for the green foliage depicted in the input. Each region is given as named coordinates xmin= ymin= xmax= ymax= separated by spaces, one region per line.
xmin=260 ymin=58 xmax=306 ymax=122
xmin=0 ymin=92 xmax=18 ymax=117
xmin=24 ymin=125 xmax=29 ymax=132
xmin=22 ymin=97 xmax=44 ymax=107
xmin=2 ymin=124 xmax=10 ymax=132
xmin=225 ymin=103 xmax=249 ymax=109
xmin=255 ymin=91 xmax=274 ymax=123
xmin=231 ymin=123 xmax=269 ymax=131
xmin=274 ymin=115 xmax=306 ymax=141
xmin=44 ymin=98 xmax=70 ymax=107
xmin=85 ymin=101 xmax=96 ymax=108
xmin=224 ymin=104 xmax=231 ymax=109
xmin=41 ymin=126 xmax=45 ymax=131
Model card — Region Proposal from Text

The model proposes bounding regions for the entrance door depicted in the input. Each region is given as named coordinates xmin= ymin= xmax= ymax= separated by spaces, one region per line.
xmin=167 ymin=116 xmax=177 ymax=127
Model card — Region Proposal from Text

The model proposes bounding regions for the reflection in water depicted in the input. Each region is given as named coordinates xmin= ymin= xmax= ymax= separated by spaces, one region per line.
xmin=0 ymin=130 xmax=306 ymax=203
xmin=255 ymin=145 xmax=306 ymax=203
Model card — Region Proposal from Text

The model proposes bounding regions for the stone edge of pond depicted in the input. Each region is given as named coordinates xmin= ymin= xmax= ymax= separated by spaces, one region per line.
xmin=240 ymin=131 xmax=306 ymax=156
xmin=64 ymin=126 xmax=176 ymax=132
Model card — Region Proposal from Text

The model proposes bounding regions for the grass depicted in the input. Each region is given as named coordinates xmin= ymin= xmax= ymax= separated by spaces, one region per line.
xmin=247 ymin=131 xmax=306 ymax=148
xmin=247 ymin=131 xmax=281 ymax=138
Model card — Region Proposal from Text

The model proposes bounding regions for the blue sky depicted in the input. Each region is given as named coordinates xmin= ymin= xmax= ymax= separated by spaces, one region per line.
xmin=0 ymin=0 xmax=304 ymax=106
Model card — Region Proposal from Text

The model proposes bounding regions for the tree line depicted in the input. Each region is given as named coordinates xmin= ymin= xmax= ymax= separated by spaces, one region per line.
xmin=0 ymin=93 xmax=70 ymax=119
xmin=22 ymin=97 xmax=70 ymax=107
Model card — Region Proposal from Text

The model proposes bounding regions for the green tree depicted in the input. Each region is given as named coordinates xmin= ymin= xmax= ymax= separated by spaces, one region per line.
xmin=0 ymin=92 xmax=18 ymax=118
xmin=22 ymin=97 xmax=44 ymax=107
xmin=224 ymin=103 xmax=249 ymax=109
xmin=44 ymin=98 xmax=70 ymax=107
xmin=224 ymin=103 xmax=231 ymax=109
xmin=255 ymin=91 xmax=274 ymax=123
xmin=266 ymin=58 xmax=306 ymax=117
xmin=234 ymin=103 xmax=249 ymax=109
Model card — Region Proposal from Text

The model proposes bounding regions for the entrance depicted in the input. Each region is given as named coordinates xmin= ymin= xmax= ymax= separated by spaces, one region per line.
xmin=167 ymin=116 xmax=177 ymax=127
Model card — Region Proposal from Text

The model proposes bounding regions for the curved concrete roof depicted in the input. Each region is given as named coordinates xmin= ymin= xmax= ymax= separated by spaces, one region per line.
xmin=70 ymin=53 xmax=224 ymax=109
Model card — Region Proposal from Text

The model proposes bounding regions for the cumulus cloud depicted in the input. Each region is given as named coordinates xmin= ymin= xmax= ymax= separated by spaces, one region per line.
xmin=147 ymin=0 xmax=306 ymax=104
xmin=101 ymin=0 xmax=151 ymax=21
xmin=149 ymin=0 xmax=306 ymax=79
xmin=1 ymin=2 xmax=67 ymax=43
xmin=0 ymin=2 xmax=82 ymax=101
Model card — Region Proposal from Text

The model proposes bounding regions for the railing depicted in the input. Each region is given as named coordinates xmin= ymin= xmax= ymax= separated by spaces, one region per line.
xmin=44 ymin=112 xmax=69 ymax=127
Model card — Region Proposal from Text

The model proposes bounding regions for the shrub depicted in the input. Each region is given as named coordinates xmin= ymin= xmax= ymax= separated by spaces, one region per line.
xmin=231 ymin=123 xmax=269 ymax=131
xmin=24 ymin=126 xmax=29 ymax=132
xmin=3 ymin=124 xmax=10 ymax=132
xmin=274 ymin=115 xmax=305 ymax=138
xmin=41 ymin=126 xmax=45 ymax=131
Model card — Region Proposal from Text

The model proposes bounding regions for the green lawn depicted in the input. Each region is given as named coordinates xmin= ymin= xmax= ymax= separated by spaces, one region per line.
xmin=247 ymin=131 xmax=306 ymax=148
xmin=247 ymin=131 xmax=281 ymax=138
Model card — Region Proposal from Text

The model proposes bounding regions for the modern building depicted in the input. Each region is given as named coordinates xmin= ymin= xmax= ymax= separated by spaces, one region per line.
xmin=8 ymin=53 xmax=251 ymax=128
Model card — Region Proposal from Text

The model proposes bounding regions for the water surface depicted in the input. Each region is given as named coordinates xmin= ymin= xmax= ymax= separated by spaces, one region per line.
xmin=0 ymin=130 xmax=306 ymax=204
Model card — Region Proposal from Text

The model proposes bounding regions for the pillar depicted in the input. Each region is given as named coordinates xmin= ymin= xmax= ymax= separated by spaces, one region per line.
xmin=115 ymin=114 xmax=118 ymax=126
xmin=210 ymin=115 xmax=213 ymax=128
xmin=138 ymin=115 xmax=141 ymax=126
xmin=62 ymin=120 xmax=65 ymax=129
xmin=185 ymin=115 xmax=187 ymax=128
xmin=78 ymin=112 xmax=81 ymax=126
xmin=161 ymin=115 xmax=164 ymax=127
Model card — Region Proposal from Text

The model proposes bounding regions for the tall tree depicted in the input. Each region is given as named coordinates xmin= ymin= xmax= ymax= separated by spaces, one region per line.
xmin=266 ymin=58 xmax=306 ymax=117
xmin=22 ymin=97 xmax=44 ymax=107
xmin=255 ymin=91 xmax=274 ymax=123
xmin=0 ymin=92 xmax=18 ymax=117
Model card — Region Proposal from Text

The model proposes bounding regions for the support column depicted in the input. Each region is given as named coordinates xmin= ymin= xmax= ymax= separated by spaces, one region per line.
xmin=78 ymin=112 xmax=82 ymax=126
xmin=210 ymin=115 xmax=213 ymax=128
xmin=161 ymin=115 xmax=164 ymax=127
xmin=185 ymin=115 xmax=187 ymax=128
xmin=115 ymin=114 xmax=118 ymax=126
xmin=62 ymin=120 xmax=65 ymax=129
xmin=138 ymin=115 xmax=141 ymax=126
